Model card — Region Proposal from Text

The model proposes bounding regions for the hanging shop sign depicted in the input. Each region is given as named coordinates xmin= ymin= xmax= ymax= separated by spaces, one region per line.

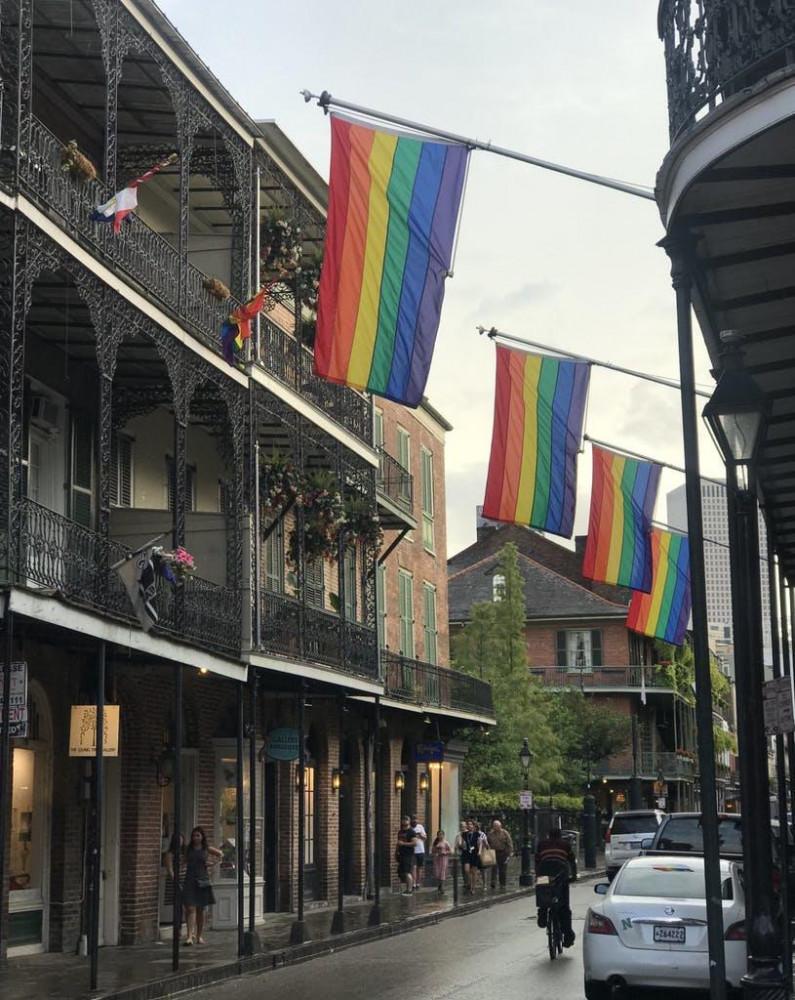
xmin=265 ymin=727 xmax=300 ymax=761
xmin=411 ymin=740 xmax=444 ymax=763
xmin=0 ymin=661 xmax=28 ymax=738
xmin=69 ymin=705 xmax=120 ymax=756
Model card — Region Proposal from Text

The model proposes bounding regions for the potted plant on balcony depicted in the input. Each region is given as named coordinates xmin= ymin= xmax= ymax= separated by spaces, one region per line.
xmin=152 ymin=546 xmax=196 ymax=586
xmin=261 ymin=211 xmax=302 ymax=279
xmin=260 ymin=453 xmax=303 ymax=516
xmin=343 ymin=496 xmax=383 ymax=553
xmin=60 ymin=140 xmax=98 ymax=183
xmin=287 ymin=469 xmax=343 ymax=566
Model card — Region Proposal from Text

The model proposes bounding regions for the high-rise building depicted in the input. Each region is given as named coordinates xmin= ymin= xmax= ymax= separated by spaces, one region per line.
xmin=666 ymin=481 xmax=771 ymax=659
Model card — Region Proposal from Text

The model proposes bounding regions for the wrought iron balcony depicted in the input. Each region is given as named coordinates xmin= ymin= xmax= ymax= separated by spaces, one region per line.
xmin=376 ymin=448 xmax=413 ymax=510
xmin=599 ymin=750 xmax=698 ymax=779
xmin=382 ymin=649 xmax=495 ymax=717
xmin=19 ymin=115 xmax=237 ymax=356
xmin=529 ymin=665 xmax=675 ymax=692
xmin=13 ymin=497 xmax=240 ymax=655
xmin=259 ymin=589 xmax=378 ymax=679
xmin=659 ymin=1 xmax=795 ymax=141
xmin=258 ymin=317 xmax=372 ymax=441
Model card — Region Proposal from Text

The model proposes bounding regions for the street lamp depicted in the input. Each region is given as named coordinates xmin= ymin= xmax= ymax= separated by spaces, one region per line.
xmin=518 ymin=738 xmax=533 ymax=887
xmin=703 ymin=338 xmax=784 ymax=1000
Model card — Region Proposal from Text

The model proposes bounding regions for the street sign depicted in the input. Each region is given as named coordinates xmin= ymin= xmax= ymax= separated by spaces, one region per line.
xmin=763 ymin=675 xmax=795 ymax=736
xmin=519 ymin=790 xmax=534 ymax=810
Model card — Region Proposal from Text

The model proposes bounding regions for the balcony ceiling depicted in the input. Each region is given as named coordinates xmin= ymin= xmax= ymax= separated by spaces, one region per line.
xmin=673 ymin=114 xmax=795 ymax=579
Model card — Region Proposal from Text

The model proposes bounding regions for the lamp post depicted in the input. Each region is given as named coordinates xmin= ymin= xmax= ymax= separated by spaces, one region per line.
xmin=703 ymin=336 xmax=784 ymax=1000
xmin=518 ymin=738 xmax=533 ymax=886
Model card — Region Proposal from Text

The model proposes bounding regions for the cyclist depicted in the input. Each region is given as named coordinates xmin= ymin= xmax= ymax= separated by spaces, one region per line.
xmin=535 ymin=827 xmax=576 ymax=947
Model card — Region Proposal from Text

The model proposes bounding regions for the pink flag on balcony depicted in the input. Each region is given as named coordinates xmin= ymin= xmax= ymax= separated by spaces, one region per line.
xmin=91 ymin=153 xmax=178 ymax=233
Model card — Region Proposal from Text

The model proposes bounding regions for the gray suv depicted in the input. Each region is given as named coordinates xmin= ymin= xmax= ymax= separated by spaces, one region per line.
xmin=605 ymin=809 xmax=666 ymax=880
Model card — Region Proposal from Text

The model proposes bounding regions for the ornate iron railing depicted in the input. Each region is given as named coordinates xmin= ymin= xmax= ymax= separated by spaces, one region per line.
xmin=14 ymin=498 xmax=240 ymax=654
xmin=376 ymin=448 xmax=413 ymax=510
xmin=382 ymin=649 xmax=495 ymax=716
xmin=529 ymin=665 xmax=676 ymax=691
xmin=259 ymin=317 xmax=372 ymax=441
xmin=259 ymin=589 xmax=379 ymax=679
xmin=659 ymin=0 xmax=795 ymax=141
xmin=600 ymin=750 xmax=698 ymax=779
xmin=19 ymin=115 xmax=236 ymax=355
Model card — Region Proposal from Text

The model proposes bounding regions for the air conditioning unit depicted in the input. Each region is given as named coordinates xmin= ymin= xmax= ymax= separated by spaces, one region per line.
xmin=29 ymin=394 xmax=59 ymax=431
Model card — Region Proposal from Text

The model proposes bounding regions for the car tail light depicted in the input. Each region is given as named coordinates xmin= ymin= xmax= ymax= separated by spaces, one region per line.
xmin=725 ymin=921 xmax=746 ymax=941
xmin=772 ymin=867 xmax=781 ymax=894
xmin=604 ymin=828 xmax=611 ymax=844
xmin=587 ymin=909 xmax=618 ymax=936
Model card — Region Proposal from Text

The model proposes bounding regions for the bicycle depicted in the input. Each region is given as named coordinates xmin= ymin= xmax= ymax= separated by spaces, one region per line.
xmin=535 ymin=871 xmax=566 ymax=960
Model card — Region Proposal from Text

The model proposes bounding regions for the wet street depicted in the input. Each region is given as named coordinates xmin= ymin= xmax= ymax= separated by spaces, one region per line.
xmin=191 ymin=880 xmax=713 ymax=1000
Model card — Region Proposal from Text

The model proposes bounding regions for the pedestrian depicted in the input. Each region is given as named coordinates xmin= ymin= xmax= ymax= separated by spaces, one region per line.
xmin=181 ymin=826 xmax=222 ymax=945
xmin=461 ymin=819 xmax=480 ymax=893
xmin=474 ymin=821 xmax=489 ymax=889
xmin=431 ymin=829 xmax=452 ymax=893
xmin=487 ymin=819 xmax=514 ymax=889
xmin=395 ymin=815 xmax=417 ymax=895
xmin=164 ymin=831 xmax=186 ymax=929
xmin=410 ymin=813 xmax=427 ymax=891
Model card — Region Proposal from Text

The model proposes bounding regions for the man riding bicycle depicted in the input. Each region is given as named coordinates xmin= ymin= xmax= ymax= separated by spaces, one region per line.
xmin=535 ymin=827 xmax=576 ymax=948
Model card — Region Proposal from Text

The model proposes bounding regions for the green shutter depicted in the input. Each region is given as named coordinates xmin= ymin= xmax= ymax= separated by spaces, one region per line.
xmin=591 ymin=630 xmax=603 ymax=667
xmin=423 ymin=584 xmax=437 ymax=664
xmin=70 ymin=410 xmax=93 ymax=527
xmin=344 ymin=547 xmax=357 ymax=621
xmin=556 ymin=631 xmax=567 ymax=667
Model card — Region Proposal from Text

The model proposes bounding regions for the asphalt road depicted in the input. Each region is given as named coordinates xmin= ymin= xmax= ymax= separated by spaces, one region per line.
xmin=192 ymin=880 xmax=713 ymax=1000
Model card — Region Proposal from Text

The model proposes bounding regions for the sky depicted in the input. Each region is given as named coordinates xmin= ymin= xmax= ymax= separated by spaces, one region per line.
xmin=158 ymin=0 xmax=722 ymax=559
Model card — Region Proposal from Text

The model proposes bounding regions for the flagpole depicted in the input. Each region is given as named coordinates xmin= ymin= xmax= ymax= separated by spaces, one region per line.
xmin=583 ymin=435 xmax=725 ymax=486
xmin=301 ymin=90 xmax=656 ymax=202
xmin=109 ymin=533 xmax=166 ymax=571
xmin=482 ymin=326 xmax=712 ymax=399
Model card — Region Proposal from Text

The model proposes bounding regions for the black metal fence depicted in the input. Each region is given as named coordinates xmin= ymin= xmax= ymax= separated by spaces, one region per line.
xmin=376 ymin=448 xmax=413 ymax=510
xmin=382 ymin=649 xmax=494 ymax=716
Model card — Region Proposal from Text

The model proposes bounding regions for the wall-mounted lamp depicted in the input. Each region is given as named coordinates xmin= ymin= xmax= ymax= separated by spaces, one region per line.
xmin=419 ymin=772 xmax=429 ymax=793
xmin=197 ymin=667 xmax=209 ymax=677
xmin=295 ymin=768 xmax=307 ymax=791
xmin=331 ymin=768 xmax=341 ymax=793
xmin=395 ymin=770 xmax=406 ymax=792
xmin=423 ymin=714 xmax=431 ymax=725
xmin=152 ymin=745 xmax=174 ymax=788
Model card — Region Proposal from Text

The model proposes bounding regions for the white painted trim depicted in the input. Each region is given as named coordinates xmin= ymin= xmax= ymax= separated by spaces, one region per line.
xmin=249 ymin=365 xmax=378 ymax=467
xmin=121 ymin=1 xmax=253 ymax=147
xmin=254 ymin=137 xmax=326 ymax=217
xmin=0 ymin=189 xmax=15 ymax=211
xmin=7 ymin=588 xmax=247 ymax=680
xmin=16 ymin=197 xmax=248 ymax=390
xmin=660 ymin=73 xmax=795 ymax=225
xmin=349 ymin=693 xmax=496 ymax=726
xmin=248 ymin=651 xmax=383 ymax=695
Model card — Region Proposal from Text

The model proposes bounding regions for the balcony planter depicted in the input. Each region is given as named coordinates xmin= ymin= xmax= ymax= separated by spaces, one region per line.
xmin=60 ymin=140 xmax=97 ymax=183
xmin=202 ymin=276 xmax=230 ymax=301
xmin=261 ymin=211 xmax=302 ymax=278
xmin=343 ymin=497 xmax=383 ymax=552
xmin=287 ymin=470 xmax=343 ymax=565
xmin=152 ymin=546 xmax=196 ymax=585
xmin=260 ymin=453 xmax=303 ymax=517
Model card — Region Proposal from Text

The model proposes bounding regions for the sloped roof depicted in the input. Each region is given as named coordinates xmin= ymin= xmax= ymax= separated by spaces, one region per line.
xmin=448 ymin=550 xmax=629 ymax=624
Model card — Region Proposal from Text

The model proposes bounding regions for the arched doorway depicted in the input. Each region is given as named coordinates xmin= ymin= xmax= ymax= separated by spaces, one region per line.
xmin=9 ymin=680 xmax=53 ymax=953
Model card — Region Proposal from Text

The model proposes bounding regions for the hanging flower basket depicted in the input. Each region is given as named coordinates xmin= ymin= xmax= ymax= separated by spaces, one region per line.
xmin=295 ymin=252 xmax=322 ymax=311
xmin=60 ymin=140 xmax=98 ymax=183
xmin=261 ymin=211 xmax=302 ymax=278
xmin=343 ymin=497 xmax=383 ymax=552
xmin=287 ymin=469 xmax=344 ymax=565
xmin=152 ymin=546 xmax=196 ymax=586
xmin=202 ymin=276 xmax=231 ymax=301
xmin=260 ymin=453 xmax=303 ymax=515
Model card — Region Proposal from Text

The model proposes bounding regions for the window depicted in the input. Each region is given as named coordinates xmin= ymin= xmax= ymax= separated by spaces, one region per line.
xmin=343 ymin=546 xmax=357 ymax=621
xmin=397 ymin=427 xmax=411 ymax=501
xmin=420 ymin=448 xmax=434 ymax=552
xmin=70 ymin=410 xmax=94 ymax=526
xmin=423 ymin=583 xmax=438 ymax=664
xmin=398 ymin=570 xmax=414 ymax=657
xmin=376 ymin=562 xmax=387 ymax=647
xmin=305 ymin=559 xmax=324 ymax=609
xmin=264 ymin=518 xmax=284 ymax=593
xmin=110 ymin=434 xmax=134 ymax=508
xmin=492 ymin=573 xmax=506 ymax=601
xmin=556 ymin=629 xmax=603 ymax=670
xmin=166 ymin=457 xmax=196 ymax=512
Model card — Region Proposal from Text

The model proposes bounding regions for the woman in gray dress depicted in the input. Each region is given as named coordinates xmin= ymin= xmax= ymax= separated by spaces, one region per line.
xmin=182 ymin=826 xmax=222 ymax=945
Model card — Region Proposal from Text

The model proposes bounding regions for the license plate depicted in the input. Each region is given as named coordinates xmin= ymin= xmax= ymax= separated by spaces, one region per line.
xmin=654 ymin=925 xmax=686 ymax=944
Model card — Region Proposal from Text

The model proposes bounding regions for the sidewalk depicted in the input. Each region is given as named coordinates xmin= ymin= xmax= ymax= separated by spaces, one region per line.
xmin=1 ymin=856 xmax=605 ymax=1000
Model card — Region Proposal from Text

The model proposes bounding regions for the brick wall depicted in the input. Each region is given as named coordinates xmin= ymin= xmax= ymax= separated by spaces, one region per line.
xmin=524 ymin=620 xmax=630 ymax=667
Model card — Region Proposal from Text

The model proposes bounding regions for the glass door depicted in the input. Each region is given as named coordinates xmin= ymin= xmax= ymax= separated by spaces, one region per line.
xmin=9 ymin=746 xmax=49 ymax=950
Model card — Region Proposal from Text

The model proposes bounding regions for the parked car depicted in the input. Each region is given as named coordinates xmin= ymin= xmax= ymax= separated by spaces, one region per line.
xmin=583 ymin=855 xmax=746 ymax=999
xmin=604 ymin=810 xmax=666 ymax=880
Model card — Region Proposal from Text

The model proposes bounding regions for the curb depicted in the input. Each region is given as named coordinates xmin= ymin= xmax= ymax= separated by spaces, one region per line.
xmin=102 ymin=872 xmax=606 ymax=1000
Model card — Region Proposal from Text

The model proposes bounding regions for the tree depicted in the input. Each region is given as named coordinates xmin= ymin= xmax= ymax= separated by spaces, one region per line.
xmin=549 ymin=690 xmax=632 ymax=793
xmin=452 ymin=542 xmax=563 ymax=796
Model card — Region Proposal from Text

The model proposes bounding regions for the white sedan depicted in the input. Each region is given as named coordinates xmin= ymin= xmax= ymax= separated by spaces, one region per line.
xmin=583 ymin=855 xmax=746 ymax=998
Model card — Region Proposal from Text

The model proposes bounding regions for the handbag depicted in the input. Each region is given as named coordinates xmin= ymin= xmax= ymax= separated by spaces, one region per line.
xmin=480 ymin=847 xmax=497 ymax=867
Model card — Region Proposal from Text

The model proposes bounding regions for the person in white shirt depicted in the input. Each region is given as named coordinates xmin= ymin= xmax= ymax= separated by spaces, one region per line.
xmin=410 ymin=814 xmax=427 ymax=891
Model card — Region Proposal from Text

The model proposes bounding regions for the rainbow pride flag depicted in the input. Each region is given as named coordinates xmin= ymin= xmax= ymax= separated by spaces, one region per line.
xmin=482 ymin=346 xmax=590 ymax=538
xmin=314 ymin=115 xmax=470 ymax=407
xmin=627 ymin=528 xmax=691 ymax=645
xmin=582 ymin=445 xmax=661 ymax=592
